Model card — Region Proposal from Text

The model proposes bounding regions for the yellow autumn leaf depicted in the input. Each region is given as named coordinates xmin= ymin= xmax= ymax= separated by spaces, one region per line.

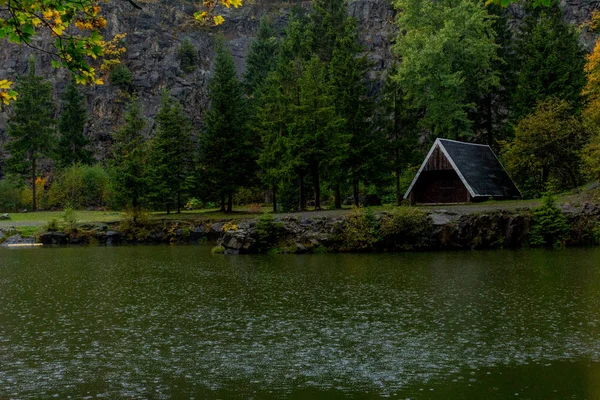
xmin=0 ymin=79 xmax=12 ymax=90
xmin=229 ymin=0 xmax=242 ymax=8
xmin=213 ymin=15 xmax=225 ymax=26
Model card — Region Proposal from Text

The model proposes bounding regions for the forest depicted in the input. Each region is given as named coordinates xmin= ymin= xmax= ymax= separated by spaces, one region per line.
xmin=1 ymin=0 xmax=600 ymax=217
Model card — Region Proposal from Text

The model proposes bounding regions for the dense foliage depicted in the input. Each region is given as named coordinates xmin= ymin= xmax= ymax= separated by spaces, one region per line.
xmin=2 ymin=0 xmax=600 ymax=216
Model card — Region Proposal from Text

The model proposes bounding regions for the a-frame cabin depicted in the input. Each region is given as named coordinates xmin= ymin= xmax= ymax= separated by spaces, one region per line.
xmin=404 ymin=138 xmax=521 ymax=204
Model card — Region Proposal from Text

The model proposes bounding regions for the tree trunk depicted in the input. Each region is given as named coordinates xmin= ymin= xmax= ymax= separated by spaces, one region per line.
xmin=227 ymin=192 xmax=233 ymax=213
xmin=334 ymin=183 xmax=342 ymax=209
xmin=272 ymin=183 xmax=277 ymax=214
xmin=220 ymin=193 xmax=226 ymax=212
xmin=396 ymin=167 xmax=402 ymax=206
xmin=177 ymin=192 xmax=181 ymax=214
xmin=31 ymin=156 xmax=36 ymax=212
xmin=486 ymin=94 xmax=493 ymax=147
xmin=353 ymin=180 xmax=359 ymax=207
xmin=299 ymin=173 xmax=306 ymax=211
xmin=166 ymin=202 xmax=170 ymax=215
xmin=542 ymin=166 xmax=550 ymax=189
xmin=312 ymin=163 xmax=321 ymax=210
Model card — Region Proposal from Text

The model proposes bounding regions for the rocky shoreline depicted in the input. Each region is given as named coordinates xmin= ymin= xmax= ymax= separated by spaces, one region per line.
xmin=1 ymin=203 xmax=599 ymax=253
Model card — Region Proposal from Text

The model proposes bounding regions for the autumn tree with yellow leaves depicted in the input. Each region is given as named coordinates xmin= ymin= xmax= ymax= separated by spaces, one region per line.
xmin=0 ymin=0 xmax=242 ymax=104
xmin=581 ymin=12 xmax=600 ymax=181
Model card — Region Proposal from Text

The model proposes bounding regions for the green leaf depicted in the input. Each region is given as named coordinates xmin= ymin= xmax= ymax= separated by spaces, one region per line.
xmin=51 ymin=60 xmax=61 ymax=68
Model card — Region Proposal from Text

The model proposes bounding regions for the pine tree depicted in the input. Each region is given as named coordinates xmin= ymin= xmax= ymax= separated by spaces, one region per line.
xmin=329 ymin=19 xmax=384 ymax=207
xmin=310 ymin=0 xmax=347 ymax=63
xmin=378 ymin=73 xmax=421 ymax=206
xmin=201 ymin=37 xmax=253 ymax=213
xmin=5 ymin=56 xmax=56 ymax=211
xmin=474 ymin=3 xmax=515 ymax=146
xmin=148 ymin=92 xmax=195 ymax=214
xmin=511 ymin=0 xmax=586 ymax=121
xmin=57 ymin=78 xmax=92 ymax=167
xmin=290 ymin=56 xmax=346 ymax=210
xmin=255 ymin=14 xmax=313 ymax=212
xmin=243 ymin=17 xmax=278 ymax=97
xmin=109 ymin=98 xmax=149 ymax=222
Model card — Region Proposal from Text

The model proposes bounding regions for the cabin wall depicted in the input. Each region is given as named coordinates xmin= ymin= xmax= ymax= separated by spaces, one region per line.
xmin=413 ymin=170 xmax=469 ymax=204
xmin=424 ymin=146 xmax=453 ymax=172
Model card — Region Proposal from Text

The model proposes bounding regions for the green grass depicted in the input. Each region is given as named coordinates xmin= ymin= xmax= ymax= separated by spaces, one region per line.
xmin=1 ymin=187 xmax=598 ymax=231
xmin=13 ymin=226 xmax=40 ymax=238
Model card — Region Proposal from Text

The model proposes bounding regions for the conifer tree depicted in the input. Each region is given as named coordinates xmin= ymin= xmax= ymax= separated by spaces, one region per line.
xmin=5 ymin=56 xmax=56 ymax=211
xmin=255 ymin=14 xmax=313 ymax=211
xmin=109 ymin=98 xmax=149 ymax=222
xmin=201 ymin=38 xmax=252 ymax=213
xmin=148 ymin=92 xmax=195 ymax=214
xmin=310 ymin=0 xmax=347 ymax=63
xmin=511 ymin=0 xmax=585 ymax=121
xmin=378 ymin=73 xmax=421 ymax=206
xmin=290 ymin=56 xmax=346 ymax=210
xmin=244 ymin=17 xmax=278 ymax=97
xmin=57 ymin=78 xmax=92 ymax=167
xmin=329 ymin=19 xmax=384 ymax=207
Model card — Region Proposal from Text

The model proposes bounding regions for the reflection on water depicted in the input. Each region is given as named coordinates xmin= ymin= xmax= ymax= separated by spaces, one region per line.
xmin=0 ymin=247 xmax=599 ymax=398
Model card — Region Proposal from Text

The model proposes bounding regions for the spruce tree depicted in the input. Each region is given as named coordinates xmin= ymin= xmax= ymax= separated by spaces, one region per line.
xmin=5 ymin=56 xmax=56 ymax=211
xmin=57 ymin=78 xmax=92 ymax=167
xmin=511 ymin=0 xmax=586 ymax=121
xmin=244 ymin=17 xmax=278 ymax=97
xmin=290 ymin=56 xmax=346 ymax=210
xmin=109 ymin=98 xmax=148 ymax=222
xmin=378 ymin=73 xmax=421 ymax=206
xmin=201 ymin=37 xmax=252 ymax=213
xmin=255 ymin=14 xmax=313 ymax=211
xmin=148 ymin=92 xmax=195 ymax=214
xmin=310 ymin=0 xmax=347 ymax=63
xmin=329 ymin=19 xmax=384 ymax=207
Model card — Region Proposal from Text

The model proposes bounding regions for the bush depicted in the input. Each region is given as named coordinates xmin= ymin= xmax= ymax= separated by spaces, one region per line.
xmin=380 ymin=206 xmax=431 ymax=250
xmin=62 ymin=206 xmax=77 ymax=232
xmin=49 ymin=164 xmax=110 ymax=209
xmin=254 ymin=214 xmax=284 ymax=253
xmin=185 ymin=198 xmax=203 ymax=210
xmin=0 ymin=178 xmax=28 ymax=212
xmin=177 ymin=38 xmax=198 ymax=73
xmin=339 ymin=206 xmax=380 ymax=251
xmin=529 ymin=194 xmax=570 ymax=248
xmin=109 ymin=64 xmax=133 ymax=90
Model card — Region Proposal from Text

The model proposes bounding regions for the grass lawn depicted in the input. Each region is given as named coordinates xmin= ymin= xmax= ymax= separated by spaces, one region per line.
xmin=1 ymin=186 xmax=598 ymax=232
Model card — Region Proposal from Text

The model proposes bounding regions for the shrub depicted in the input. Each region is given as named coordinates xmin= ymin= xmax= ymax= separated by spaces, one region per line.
xmin=247 ymin=203 xmax=262 ymax=214
xmin=185 ymin=198 xmax=203 ymax=210
xmin=62 ymin=206 xmax=78 ymax=232
xmin=380 ymin=206 xmax=431 ymax=250
xmin=529 ymin=194 xmax=570 ymax=248
xmin=109 ymin=64 xmax=133 ymax=90
xmin=0 ymin=178 xmax=28 ymax=212
xmin=49 ymin=164 xmax=110 ymax=209
xmin=177 ymin=38 xmax=199 ymax=73
xmin=339 ymin=206 xmax=380 ymax=251
xmin=254 ymin=214 xmax=284 ymax=253
xmin=211 ymin=244 xmax=225 ymax=254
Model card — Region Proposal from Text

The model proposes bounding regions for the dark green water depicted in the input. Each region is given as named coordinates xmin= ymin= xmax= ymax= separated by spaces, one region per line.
xmin=1 ymin=246 xmax=600 ymax=399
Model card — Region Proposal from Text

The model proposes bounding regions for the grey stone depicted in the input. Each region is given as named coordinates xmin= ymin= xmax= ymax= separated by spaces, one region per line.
xmin=0 ymin=213 xmax=9 ymax=220
xmin=40 ymin=232 xmax=69 ymax=245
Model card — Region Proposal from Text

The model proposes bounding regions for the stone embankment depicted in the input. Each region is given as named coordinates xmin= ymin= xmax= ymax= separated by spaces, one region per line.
xmin=1 ymin=203 xmax=599 ymax=253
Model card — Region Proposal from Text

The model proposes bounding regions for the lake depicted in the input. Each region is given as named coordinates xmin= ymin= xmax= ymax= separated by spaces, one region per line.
xmin=0 ymin=246 xmax=599 ymax=399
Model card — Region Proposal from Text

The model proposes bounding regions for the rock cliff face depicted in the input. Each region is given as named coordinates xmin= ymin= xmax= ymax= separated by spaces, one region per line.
xmin=0 ymin=0 xmax=397 ymax=163
xmin=0 ymin=0 xmax=597 ymax=164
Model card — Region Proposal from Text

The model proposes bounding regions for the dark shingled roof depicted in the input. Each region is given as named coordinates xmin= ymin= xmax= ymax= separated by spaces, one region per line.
xmin=437 ymin=139 xmax=520 ymax=198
